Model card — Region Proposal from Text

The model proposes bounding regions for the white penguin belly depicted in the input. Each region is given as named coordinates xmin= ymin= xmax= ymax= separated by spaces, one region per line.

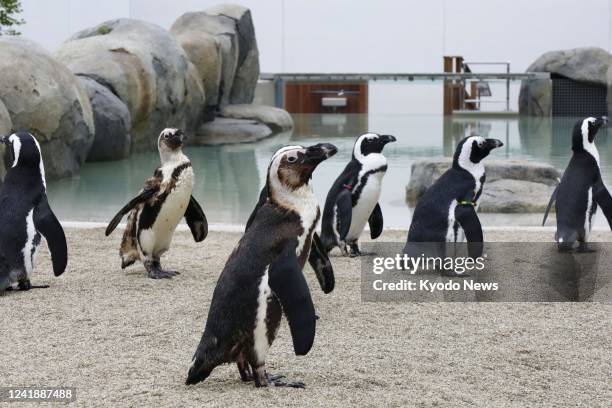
xmin=23 ymin=209 xmax=40 ymax=279
xmin=253 ymin=267 xmax=272 ymax=363
xmin=346 ymin=172 xmax=384 ymax=242
xmin=445 ymin=200 xmax=466 ymax=242
xmin=584 ymin=187 xmax=593 ymax=240
xmin=140 ymin=167 xmax=194 ymax=256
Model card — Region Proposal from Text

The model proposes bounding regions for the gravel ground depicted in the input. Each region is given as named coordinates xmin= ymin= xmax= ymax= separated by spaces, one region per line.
xmin=0 ymin=228 xmax=610 ymax=407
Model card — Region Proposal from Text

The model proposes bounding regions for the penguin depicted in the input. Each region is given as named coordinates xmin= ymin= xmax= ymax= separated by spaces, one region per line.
xmin=404 ymin=136 xmax=503 ymax=268
xmin=320 ymin=133 xmax=396 ymax=257
xmin=244 ymin=146 xmax=335 ymax=293
xmin=0 ymin=132 xmax=67 ymax=293
xmin=542 ymin=116 xmax=612 ymax=252
xmin=186 ymin=143 xmax=337 ymax=388
xmin=105 ymin=128 xmax=208 ymax=279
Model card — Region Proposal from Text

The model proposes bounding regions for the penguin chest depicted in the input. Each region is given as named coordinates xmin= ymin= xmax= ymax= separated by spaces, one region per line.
xmin=23 ymin=208 xmax=42 ymax=278
xmin=157 ymin=168 xmax=193 ymax=231
xmin=253 ymin=267 xmax=275 ymax=362
xmin=584 ymin=187 xmax=596 ymax=236
xmin=346 ymin=171 xmax=384 ymax=241
xmin=140 ymin=166 xmax=194 ymax=253
xmin=291 ymin=187 xmax=320 ymax=263
xmin=445 ymin=200 xmax=462 ymax=242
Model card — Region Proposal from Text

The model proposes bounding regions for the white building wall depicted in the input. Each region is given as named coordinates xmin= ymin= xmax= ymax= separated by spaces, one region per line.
xmin=17 ymin=0 xmax=612 ymax=114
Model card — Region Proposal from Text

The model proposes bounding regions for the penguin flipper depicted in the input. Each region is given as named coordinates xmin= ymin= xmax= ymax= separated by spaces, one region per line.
xmin=34 ymin=196 xmax=67 ymax=277
xmin=455 ymin=203 xmax=483 ymax=258
xmin=245 ymin=186 xmax=268 ymax=232
xmin=368 ymin=203 xmax=384 ymax=239
xmin=593 ymin=179 xmax=612 ymax=230
xmin=542 ymin=184 xmax=559 ymax=226
xmin=105 ymin=188 xmax=157 ymax=236
xmin=308 ymin=233 xmax=335 ymax=293
xmin=269 ymin=241 xmax=316 ymax=356
xmin=185 ymin=196 xmax=208 ymax=242
xmin=335 ymin=189 xmax=353 ymax=240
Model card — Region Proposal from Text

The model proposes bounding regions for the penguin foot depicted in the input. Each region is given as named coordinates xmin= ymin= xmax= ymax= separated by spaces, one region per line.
xmin=237 ymin=360 xmax=253 ymax=382
xmin=577 ymin=243 xmax=596 ymax=253
xmin=266 ymin=373 xmax=305 ymax=388
xmin=17 ymin=280 xmax=49 ymax=290
xmin=348 ymin=243 xmax=361 ymax=257
xmin=147 ymin=269 xmax=175 ymax=279
xmin=145 ymin=260 xmax=179 ymax=279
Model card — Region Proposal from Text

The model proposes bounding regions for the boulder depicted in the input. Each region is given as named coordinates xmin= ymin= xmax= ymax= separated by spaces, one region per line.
xmin=191 ymin=117 xmax=272 ymax=145
xmin=171 ymin=12 xmax=238 ymax=111
xmin=171 ymin=18 xmax=222 ymax=117
xmin=479 ymin=179 xmax=557 ymax=213
xmin=171 ymin=5 xmax=260 ymax=110
xmin=78 ymin=76 xmax=131 ymax=161
xmin=0 ymin=37 xmax=95 ymax=178
xmin=220 ymin=104 xmax=293 ymax=132
xmin=0 ymin=100 xmax=12 ymax=183
xmin=185 ymin=63 xmax=207 ymax=132
xmin=405 ymin=158 xmax=562 ymax=213
xmin=55 ymin=19 xmax=206 ymax=152
xmin=519 ymin=47 xmax=612 ymax=115
xmin=206 ymin=4 xmax=259 ymax=104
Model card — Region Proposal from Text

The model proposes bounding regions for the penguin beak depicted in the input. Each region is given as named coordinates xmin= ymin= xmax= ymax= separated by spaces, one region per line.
xmin=303 ymin=143 xmax=338 ymax=165
xmin=167 ymin=130 xmax=184 ymax=148
xmin=380 ymin=134 xmax=397 ymax=144
xmin=586 ymin=117 xmax=607 ymax=143
xmin=485 ymin=138 xmax=504 ymax=150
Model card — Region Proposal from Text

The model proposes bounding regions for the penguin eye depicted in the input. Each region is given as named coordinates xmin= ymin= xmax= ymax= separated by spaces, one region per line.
xmin=287 ymin=156 xmax=297 ymax=163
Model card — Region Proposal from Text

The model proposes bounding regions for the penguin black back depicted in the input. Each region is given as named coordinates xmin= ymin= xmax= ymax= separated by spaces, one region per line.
xmin=542 ymin=117 xmax=612 ymax=251
xmin=405 ymin=136 xmax=503 ymax=262
xmin=187 ymin=143 xmax=337 ymax=388
xmin=0 ymin=132 xmax=67 ymax=292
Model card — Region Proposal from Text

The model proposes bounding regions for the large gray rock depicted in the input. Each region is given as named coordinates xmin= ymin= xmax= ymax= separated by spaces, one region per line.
xmin=405 ymin=158 xmax=562 ymax=213
xmin=171 ymin=23 xmax=221 ymax=119
xmin=0 ymin=37 xmax=95 ymax=178
xmin=171 ymin=5 xmax=260 ymax=111
xmin=55 ymin=19 xmax=206 ymax=152
xmin=0 ymin=100 xmax=12 ymax=183
xmin=480 ymin=179 xmax=557 ymax=213
xmin=519 ymin=47 xmax=612 ymax=116
xmin=78 ymin=76 xmax=131 ymax=161
xmin=206 ymin=4 xmax=259 ymax=104
xmin=191 ymin=117 xmax=272 ymax=145
xmin=220 ymin=104 xmax=293 ymax=132
xmin=171 ymin=12 xmax=238 ymax=111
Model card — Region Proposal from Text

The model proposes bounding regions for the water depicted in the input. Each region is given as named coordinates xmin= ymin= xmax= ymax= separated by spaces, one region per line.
xmin=46 ymin=114 xmax=612 ymax=228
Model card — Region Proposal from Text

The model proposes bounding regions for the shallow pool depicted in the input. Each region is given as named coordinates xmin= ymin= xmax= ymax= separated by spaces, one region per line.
xmin=46 ymin=114 xmax=612 ymax=228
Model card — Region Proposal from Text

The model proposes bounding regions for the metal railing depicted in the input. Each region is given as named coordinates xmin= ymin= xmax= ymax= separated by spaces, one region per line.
xmin=462 ymin=62 xmax=511 ymax=111
xmin=259 ymin=71 xmax=549 ymax=110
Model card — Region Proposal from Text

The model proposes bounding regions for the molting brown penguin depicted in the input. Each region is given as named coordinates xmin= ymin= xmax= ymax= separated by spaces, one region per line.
xmin=105 ymin=128 xmax=208 ymax=279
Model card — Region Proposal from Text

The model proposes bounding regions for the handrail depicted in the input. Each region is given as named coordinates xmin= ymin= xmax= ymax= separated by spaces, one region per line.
xmin=259 ymin=72 xmax=548 ymax=82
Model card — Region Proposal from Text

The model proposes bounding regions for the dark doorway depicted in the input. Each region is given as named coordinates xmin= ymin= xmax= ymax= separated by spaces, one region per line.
xmin=552 ymin=74 xmax=607 ymax=117
xmin=284 ymin=82 xmax=368 ymax=114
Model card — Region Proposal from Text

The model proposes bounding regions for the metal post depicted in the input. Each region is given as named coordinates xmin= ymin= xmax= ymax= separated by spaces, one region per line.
xmin=274 ymin=77 xmax=284 ymax=108
xmin=506 ymin=62 xmax=510 ymax=111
